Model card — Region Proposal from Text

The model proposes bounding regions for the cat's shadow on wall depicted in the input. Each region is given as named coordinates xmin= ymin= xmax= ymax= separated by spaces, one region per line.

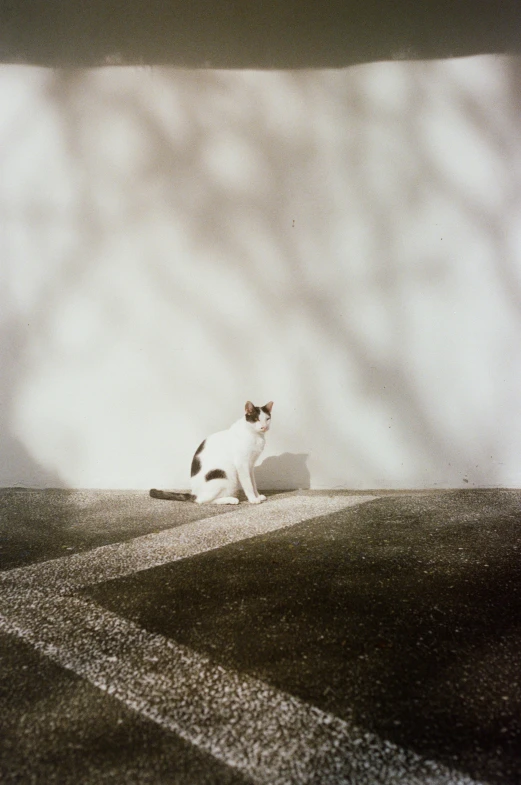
xmin=255 ymin=453 xmax=310 ymax=492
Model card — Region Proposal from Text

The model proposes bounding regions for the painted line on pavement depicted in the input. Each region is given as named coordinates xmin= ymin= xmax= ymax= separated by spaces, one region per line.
xmin=0 ymin=495 xmax=483 ymax=785
xmin=0 ymin=494 xmax=374 ymax=593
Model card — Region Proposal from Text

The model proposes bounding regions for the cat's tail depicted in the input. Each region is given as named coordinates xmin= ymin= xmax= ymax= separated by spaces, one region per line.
xmin=149 ymin=489 xmax=195 ymax=502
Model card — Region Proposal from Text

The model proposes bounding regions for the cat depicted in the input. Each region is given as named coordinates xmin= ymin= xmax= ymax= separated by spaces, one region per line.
xmin=150 ymin=401 xmax=273 ymax=505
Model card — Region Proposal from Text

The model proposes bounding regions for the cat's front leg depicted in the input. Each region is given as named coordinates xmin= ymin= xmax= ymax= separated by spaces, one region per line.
xmin=251 ymin=470 xmax=266 ymax=502
xmin=237 ymin=463 xmax=264 ymax=503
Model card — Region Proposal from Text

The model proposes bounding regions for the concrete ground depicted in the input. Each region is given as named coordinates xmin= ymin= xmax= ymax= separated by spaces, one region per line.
xmin=0 ymin=488 xmax=520 ymax=785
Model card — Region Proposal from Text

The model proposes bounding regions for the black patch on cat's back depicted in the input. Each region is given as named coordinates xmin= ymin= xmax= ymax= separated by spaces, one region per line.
xmin=191 ymin=440 xmax=206 ymax=477
xmin=245 ymin=406 xmax=261 ymax=423
xmin=205 ymin=469 xmax=227 ymax=482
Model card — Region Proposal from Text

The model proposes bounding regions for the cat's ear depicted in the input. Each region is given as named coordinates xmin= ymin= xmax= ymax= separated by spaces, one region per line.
xmin=245 ymin=401 xmax=256 ymax=414
xmin=263 ymin=401 xmax=274 ymax=414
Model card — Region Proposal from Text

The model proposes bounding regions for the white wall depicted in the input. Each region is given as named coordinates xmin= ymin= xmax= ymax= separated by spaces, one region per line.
xmin=1 ymin=56 xmax=521 ymax=490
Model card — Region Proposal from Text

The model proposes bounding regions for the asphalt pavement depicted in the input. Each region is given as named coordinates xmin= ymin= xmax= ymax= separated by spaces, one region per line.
xmin=0 ymin=488 xmax=520 ymax=784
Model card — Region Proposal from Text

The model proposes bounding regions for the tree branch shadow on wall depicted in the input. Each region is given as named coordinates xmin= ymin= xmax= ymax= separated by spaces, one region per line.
xmin=0 ymin=323 xmax=64 ymax=490
xmin=2 ymin=59 xmax=521 ymax=488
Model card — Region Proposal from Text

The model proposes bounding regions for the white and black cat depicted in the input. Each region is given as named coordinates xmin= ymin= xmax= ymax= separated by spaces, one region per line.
xmin=150 ymin=401 xmax=273 ymax=505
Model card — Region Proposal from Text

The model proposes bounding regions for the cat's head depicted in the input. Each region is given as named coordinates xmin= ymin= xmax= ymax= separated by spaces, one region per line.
xmin=245 ymin=401 xmax=273 ymax=433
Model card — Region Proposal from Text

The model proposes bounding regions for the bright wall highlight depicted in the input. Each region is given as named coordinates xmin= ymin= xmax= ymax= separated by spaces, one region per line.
xmin=1 ymin=56 xmax=520 ymax=488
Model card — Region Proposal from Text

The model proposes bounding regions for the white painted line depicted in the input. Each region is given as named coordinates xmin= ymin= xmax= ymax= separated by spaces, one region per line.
xmin=0 ymin=596 xmax=480 ymax=785
xmin=0 ymin=495 xmax=484 ymax=785
xmin=0 ymin=494 xmax=376 ymax=593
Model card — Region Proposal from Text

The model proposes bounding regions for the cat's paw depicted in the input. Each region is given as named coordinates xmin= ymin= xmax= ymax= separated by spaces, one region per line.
xmin=214 ymin=496 xmax=239 ymax=505
xmin=248 ymin=497 xmax=262 ymax=504
xmin=258 ymin=494 xmax=267 ymax=502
